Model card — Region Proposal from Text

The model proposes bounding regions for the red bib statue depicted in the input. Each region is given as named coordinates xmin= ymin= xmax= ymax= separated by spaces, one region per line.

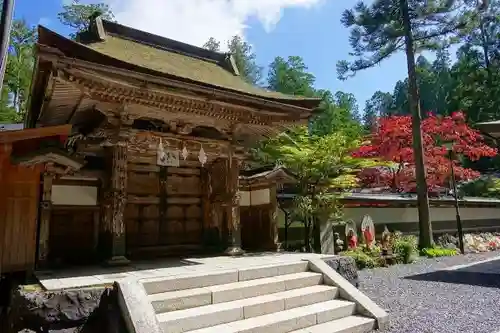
xmin=347 ymin=230 xmax=358 ymax=249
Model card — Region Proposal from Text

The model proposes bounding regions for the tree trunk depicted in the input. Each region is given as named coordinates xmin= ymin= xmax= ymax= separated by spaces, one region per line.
xmin=284 ymin=211 xmax=289 ymax=248
xmin=400 ymin=0 xmax=434 ymax=249
xmin=0 ymin=0 xmax=15 ymax=93
xmin=312 ymin=218 xmax=321 ymax=253
xmin=303 ymin=218 xmax=311 ymax=252
xmin=478 ymin=17 xmax=493 ymax=121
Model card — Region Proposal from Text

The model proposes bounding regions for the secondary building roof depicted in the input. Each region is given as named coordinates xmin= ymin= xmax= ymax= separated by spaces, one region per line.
xmin=476 ymin=120 xmax=500 ymax=138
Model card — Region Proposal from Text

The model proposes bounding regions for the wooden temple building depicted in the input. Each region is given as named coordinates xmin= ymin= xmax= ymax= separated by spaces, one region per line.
xmin=23 ymin=17 xmax=320 ymax=268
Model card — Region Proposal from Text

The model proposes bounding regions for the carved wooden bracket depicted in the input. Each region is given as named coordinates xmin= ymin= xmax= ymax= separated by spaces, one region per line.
xmin=119 ymin=110 xmax=136 ymax=126
xmin=177 ymin=123 xmax=194 ymax=135
xmin=168 ymin=121 xmax=195 ymax=135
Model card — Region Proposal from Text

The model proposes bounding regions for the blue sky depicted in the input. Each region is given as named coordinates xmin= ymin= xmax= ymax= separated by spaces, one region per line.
xmin=13 ymin=0 xmax=418 ymax=110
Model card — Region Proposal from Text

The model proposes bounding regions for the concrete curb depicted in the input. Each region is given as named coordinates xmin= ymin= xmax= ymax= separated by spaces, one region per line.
xmin=115 ymin=279 xmax=163 ymax=333
xmin=306 ymin=258 xmax=389 ymax=331
xmin=443 ymin=255 xmax=500 ymax=271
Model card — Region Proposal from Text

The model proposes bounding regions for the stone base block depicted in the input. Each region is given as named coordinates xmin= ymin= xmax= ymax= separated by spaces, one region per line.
xmin=322 ymin=256 xmax=359 ymax=288
xmin=224 ymin=246 xmax=245 ymax=256
xmin=105 ymin=256 xmax=131 ymax=267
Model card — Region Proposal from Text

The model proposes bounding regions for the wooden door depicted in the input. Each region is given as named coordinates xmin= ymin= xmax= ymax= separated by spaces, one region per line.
xmin=162 ymin=167 xmax=203 ymax=245
xmin=126 ymin=164 xmax=203 ymax=251
xmin=241 ymin=206 xmax=273 ymax=251
xmin=49 ymin=209 xmax=97 ymax=265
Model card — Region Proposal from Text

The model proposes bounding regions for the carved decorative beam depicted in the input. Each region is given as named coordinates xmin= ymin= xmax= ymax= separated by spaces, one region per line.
xmin=57 ymin=69 xmax=304 ymax=127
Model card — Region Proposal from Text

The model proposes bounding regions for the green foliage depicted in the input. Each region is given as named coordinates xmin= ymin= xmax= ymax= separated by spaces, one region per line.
xmin=0 ymin=19 xmax=36 ymax=123
xmin=253 ymin=127 xmax=377 ymax=251
xmin=342 ymin=231 xmax=420 ymax=269
xmin=202 ymin=36 xmax=263 ymax=85
xmin=342 ymin=248 xmax=381 ymax=269
xmin=391 ymin=233 xmax=418 ymax=264
xmin=265 ymin=56 xmax=362 ymax=138
xmin=227 ymin=36 xmax=263 ymax=85
xmin=254 ymin=126 xmax=376 ymax=190
xmin=203 ymin=37 xmax=220 ymax=52
xmin=267 ymin=56 xmax=316 ymax=97
xmin=421 ymin=247 xmax=459 ymax=257
xmin=202 ymin=37 xmax=362 ymax=137
xmin=460 ymin=176 xmax=500 ymax=198
xmin=57 ymin=0 xmax=115 ymax=39
xmin=362 ymin=91 xmax=394 ymax=132
xmin=310 ymin=90 xmax=363 ymax=139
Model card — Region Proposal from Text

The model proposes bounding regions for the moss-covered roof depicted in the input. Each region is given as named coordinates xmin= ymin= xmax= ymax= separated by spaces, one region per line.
xmin=85 ymin=34 xmax=296 ymax=100
xmin=76 ymin=19 xmax=321 ymax=106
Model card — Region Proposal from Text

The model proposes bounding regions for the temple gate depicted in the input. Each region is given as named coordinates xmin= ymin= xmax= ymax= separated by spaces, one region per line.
xmin=26 ymin=17 xmax=320 ymax=266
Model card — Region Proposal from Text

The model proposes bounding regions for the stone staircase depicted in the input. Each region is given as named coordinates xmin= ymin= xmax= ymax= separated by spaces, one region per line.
xmin=133 ymin=260 xmax=387 ymax=333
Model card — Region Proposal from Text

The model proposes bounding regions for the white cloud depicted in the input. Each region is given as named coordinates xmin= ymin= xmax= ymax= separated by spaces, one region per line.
xmin=104 ymin=0 xmax=323 ymax=50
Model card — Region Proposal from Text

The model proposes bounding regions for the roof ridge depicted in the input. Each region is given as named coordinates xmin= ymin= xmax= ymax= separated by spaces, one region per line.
xmin=96 ymin=18 xmax=240 ymax=76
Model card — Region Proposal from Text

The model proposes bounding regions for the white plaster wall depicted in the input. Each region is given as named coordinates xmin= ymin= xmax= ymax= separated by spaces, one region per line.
xmin=239 ymin=188 xmax=271 ymax=207
xmin=343 ymin=207 xmax=500 ymax=224
xmin=239 ymin=191 xmax=251 ymax=206
xmin=51 ymin=185 xmax=98 ymax=206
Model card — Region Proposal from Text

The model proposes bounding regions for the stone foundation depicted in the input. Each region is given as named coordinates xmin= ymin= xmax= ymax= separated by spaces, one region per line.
xmin=323 ymin=256 xmax=359 ymax=288
xmin=6 ymin=285 xmax=126 ymax=333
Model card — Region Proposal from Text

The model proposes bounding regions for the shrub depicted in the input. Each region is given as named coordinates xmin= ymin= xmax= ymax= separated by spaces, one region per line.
xmin=421 ymin=247 xmax=458 ymax=258
xmin=391 ymin=233 xmax=418 ymax=264
xmin=363 ymin=244 xmax=382 ymax=257
xmin=342 ymin=248 xmax=381 ymax=269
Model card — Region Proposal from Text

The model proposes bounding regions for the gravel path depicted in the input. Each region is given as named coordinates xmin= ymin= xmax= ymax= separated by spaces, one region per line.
xmin=358 ymin=251 xmax=500 ymax=333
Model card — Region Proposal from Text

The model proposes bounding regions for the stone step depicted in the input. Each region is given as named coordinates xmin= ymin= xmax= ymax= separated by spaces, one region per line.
xmin=238 ymin=261 xmax=309 ymax=281
xmin=150 ymin=271 xmax=323 ymax=313
xmin=157 ymin=285 xmax=339 ymax=333
xmin=289 ymin=315 xmax=376 ymax=333
xmin=143 ymin=261 xmax=309 ymax=295
xmin=209 ymin=271 xmax=323 ymax=304
xmin=182 ymin=299 xmax=356 ymax=333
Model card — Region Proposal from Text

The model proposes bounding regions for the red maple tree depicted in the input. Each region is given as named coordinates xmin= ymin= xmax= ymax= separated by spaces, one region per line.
xmin=352 ymin=111 xmax=497 ymax=193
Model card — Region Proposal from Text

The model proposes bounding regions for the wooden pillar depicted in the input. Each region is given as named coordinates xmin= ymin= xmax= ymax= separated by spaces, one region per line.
xmin=224 ymin=146 xmax=244 ymax=256
xmin=106 ymin=140 xmax=130 ymax=265
xmin=200 ymin=167 xmax=214 ymax=246
xmin=37 ymin=171 xmax=54 ymax=268
xmin=0 ymin=144 xmax=10 ymax=275
xmin=99 ymin=181 xmax=113 ymax=259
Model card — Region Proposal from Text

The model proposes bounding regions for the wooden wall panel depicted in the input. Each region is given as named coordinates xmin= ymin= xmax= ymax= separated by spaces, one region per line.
xmin=0 ymin=162 xmax=41 ymax=274
xmin=128 ymin=172 xmax=159 ymax=195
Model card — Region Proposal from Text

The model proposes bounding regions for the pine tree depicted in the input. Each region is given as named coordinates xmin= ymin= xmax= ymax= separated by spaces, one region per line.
xmin=202 ymin=36 xmax=263 ymax=85
xmin=337 ymin=0 xmax=468 ymax=80
xmin=58 ymin=0 xmax=115 ymax=39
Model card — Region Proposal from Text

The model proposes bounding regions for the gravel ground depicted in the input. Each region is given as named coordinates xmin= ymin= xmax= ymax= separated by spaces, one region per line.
xmin=358 ymin=251 xmax=500 ymax=333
